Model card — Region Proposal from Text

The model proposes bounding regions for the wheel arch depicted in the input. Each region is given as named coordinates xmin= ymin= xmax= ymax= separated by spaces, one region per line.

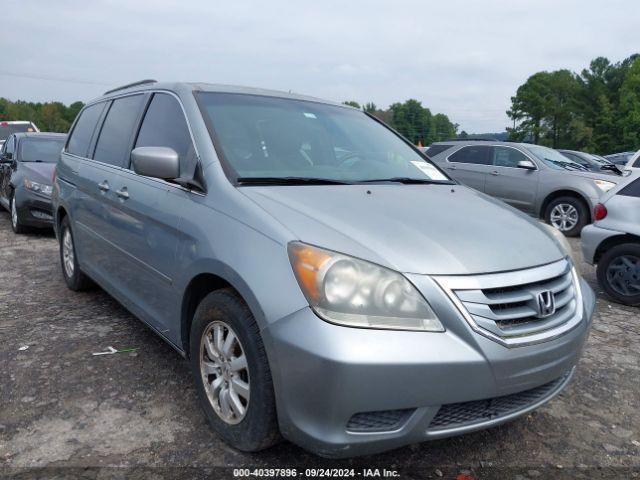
xmin=179 ymin=263 xmax=266 ymax=357
xmin=540 ymin=190 xmax=592 ymax=223
xmin=594 ymin=234 xmax=640 ymax=263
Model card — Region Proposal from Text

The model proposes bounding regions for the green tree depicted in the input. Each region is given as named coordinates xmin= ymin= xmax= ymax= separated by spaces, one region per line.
xmin=618 ymin=57 xmax=640 ymax=150
xmin=342 ymin=100 xmax=361 ymax=109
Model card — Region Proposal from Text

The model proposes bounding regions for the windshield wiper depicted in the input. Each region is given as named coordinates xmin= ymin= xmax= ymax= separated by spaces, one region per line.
xmin=236 ymin=176 xmax=353 ymax=186
xmin=357 ymin=177 xmax=453 ymax=185
xmin=601 ymin=164 xmax=623 ymax=175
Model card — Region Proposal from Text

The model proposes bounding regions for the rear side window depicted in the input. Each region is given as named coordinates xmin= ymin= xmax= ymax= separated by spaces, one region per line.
xmin=619 ymin=178 xmax=640 ymax=197
xmin=492 ymin=146 xmax=530 ymax=168
xmin=448 ymin=145 xmax=491 ymax=165
xmin=134 ymin=93 xmax=197 ymax=177
xmin=425 ymin=144 xmax=453 ymax=157
xmin=67 ymin=103 xmax=105 ymax=157
xmin=93 ymin=95 xmax=145 ymax=167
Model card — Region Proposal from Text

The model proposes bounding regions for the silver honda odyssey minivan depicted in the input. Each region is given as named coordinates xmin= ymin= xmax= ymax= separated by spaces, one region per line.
xmin=53 ymin=81 xmax=595 ymax=457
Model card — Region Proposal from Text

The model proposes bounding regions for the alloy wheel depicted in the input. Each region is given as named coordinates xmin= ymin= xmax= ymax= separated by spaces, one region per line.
xmin=11 ymin=196 xmax=18 ymax=229
xmin=62 ymin=228 xmax=75 ymax=278
xmin=550 ymin=203 xmax=579 ymax=232
xmin=606 ymin=255 xmax=640 ymax=297
xmin=200 ymin=320 xmax=250 ymax=425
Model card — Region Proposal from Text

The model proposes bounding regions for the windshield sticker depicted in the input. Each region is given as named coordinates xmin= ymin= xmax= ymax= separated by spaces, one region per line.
xmin=411 ymin=161 xmax=447 ymax=180
xmin=303 ymin=112 xmax=317 ymax=119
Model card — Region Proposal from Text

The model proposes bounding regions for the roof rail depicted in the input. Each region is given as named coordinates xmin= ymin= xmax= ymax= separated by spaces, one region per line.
xmin=104 ymin=79 xmax=157 ymax=95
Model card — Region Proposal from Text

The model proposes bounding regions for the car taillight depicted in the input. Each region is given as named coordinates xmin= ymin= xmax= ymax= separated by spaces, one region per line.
xmin=594 ymin=203 xmax=607 ymax=220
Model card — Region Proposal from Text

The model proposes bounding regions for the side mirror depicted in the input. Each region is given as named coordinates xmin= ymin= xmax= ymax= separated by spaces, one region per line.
xmin=131 ymin=146 xmax=179 ymax=180
xmin=517 ymin=159 xmax=536 ymax=170
xmin=1 ymin=152 xmax=13 ymax=163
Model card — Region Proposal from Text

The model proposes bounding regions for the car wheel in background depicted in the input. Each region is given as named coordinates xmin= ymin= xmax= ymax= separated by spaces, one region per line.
xmin=189 ymin=289 xmax=280 ymax=452
xmin=545 ymin=196 xmax=588 ymax=237
xmin=597 ymin=243 xmax=640 ymax=306
xmin=59 ymin=216 xmax=93 ymax=291
xmin=10 ymin=192 xmax=27 ymax=234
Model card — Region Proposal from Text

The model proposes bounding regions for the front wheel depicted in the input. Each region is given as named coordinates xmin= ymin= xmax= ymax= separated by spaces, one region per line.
xmin=545 ymin=196 xmax=589 ymax=237
xmin=597 ymin=243 xmax=640 ymax=306
xmin=10 ymin=193 xmax=27 ymax=234
xmin=59 ymin=216 xmax=93 ymax=291
xmin=190 ymin=289 xmax=280 ymax=452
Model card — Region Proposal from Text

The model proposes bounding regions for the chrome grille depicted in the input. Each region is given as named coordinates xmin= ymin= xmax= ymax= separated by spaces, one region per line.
xmin=434 ymin=259 xmax=583 ymax=347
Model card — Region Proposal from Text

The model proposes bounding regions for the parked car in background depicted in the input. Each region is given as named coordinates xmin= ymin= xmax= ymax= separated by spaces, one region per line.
xmin=604 ymin=151 xmax=635 ymax=166
xmin=582 ymin=171 xmax=640 ymax=306
xmin=0 ymin=132 xmax=66 ymax=233
xmin=427 ymin=140 xmax=621 ymax=236
xmin=0 ymin=121 xmax=39 ymax=147
xmin=52 ymin=81 xmax=595 ymax=457
xmin=558 ymin=149 xmax=622 ymax=175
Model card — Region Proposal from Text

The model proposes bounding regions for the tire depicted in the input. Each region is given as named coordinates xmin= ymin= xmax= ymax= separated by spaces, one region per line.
xmin=545 ymin=196 xmax=589 ymax=237
xmin=10 ymin=192 xmax=27 ymax=234
xmin=596 ymin=243 xmax=640 ymax=306
xmin=59 ymin=216 xmax=93 ymax=291
xmin=189 ymin=289 xmax=280 ymax=452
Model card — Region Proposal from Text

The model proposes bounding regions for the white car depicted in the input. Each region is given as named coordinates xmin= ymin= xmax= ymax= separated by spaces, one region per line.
xmin=0 ymin=121 xmax=39 ymax=147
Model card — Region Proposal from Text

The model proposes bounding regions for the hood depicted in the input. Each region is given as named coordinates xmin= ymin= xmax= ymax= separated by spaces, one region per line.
xmin=564 ymin=169 xmax=622 ymax=182
xmin=241 ymin=184 xmax=565 ymax=275
xmin=20 ymin=162 xmax=55 ymax=185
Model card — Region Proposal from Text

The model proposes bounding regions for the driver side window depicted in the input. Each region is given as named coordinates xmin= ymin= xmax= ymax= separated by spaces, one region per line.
xmin=492 ymin=146 xmax=528 ymax=168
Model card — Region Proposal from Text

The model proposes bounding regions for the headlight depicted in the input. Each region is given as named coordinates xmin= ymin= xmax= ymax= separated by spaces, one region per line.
xmin=594 ymin=179 xmax=616 ymax=192
xmin=542 ymin=223 xmax=576 ymax=264
xmin=24 ymin=178 xmax=53 ymax=196
xmin=288 ymin=242 xmax=444 ymax=331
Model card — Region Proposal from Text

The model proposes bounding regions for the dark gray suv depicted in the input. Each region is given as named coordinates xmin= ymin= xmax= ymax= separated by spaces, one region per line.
xmin=52 ymin=81 xmax=595 ymax=457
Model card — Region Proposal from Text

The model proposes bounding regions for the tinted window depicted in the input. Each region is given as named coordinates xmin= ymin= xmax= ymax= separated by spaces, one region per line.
xmin=93 ymin=95 xmax=145 ymax=167
xmin=135 ymin=93 xmax=196 ymax=177
xmin=492 ymin=146 xmax=530 ymax=168
xmin=634 ymin=157 xmax=640 ymax=168
xmin=448 ymin=145 xmax=491 ymax=165
xmin=619 ymin=178 xmax=640 ymax=197
xmin=20 ymin=137 xmax=66 ymax=163
xmin=425 ymin=144 xmax=454 ymax=157
xmin=67 ymin=103 xmax=105 ymax=157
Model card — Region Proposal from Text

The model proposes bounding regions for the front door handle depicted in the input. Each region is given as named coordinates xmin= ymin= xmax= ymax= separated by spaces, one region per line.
xmin=116 ymin=187 xmax=129 ymax=200
xmin=98 ymin=180 xmax=110 ymax=192
xmin=490 ymin=171 xmax=499 ymax=176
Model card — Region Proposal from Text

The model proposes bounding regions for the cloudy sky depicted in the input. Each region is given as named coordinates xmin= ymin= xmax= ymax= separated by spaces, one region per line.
xmin=1 ymin=0 xmax=637 ymax=132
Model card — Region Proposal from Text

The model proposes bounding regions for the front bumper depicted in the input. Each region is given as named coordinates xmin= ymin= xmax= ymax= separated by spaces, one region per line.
xmin=264 ymin=278 xmax=595 ymax=458
xmin=14 ymin=186 xmax=54 ymax=228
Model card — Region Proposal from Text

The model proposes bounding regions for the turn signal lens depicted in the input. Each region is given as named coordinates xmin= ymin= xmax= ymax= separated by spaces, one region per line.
xmin=288 ymin=242 xmax=444 ymax=332
xmin=594 ymin=203 xmax=607 ymax=221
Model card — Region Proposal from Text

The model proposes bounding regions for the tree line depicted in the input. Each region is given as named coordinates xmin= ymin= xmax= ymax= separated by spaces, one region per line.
xmin=343 ymin=100 xmax=458 ymax=145
xmin=0 ymin=98 xmax=84 ymax=133
xmin=507 ymin=54 xmax=640 ymax=154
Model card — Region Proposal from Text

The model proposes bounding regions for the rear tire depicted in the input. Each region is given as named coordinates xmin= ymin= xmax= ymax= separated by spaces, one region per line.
xmin=597 ymin=243 xmax=640 ymax=306
xmin=10 ymin=192 xmax=27 ymax=234
xmin=59 ymin=216 xmax=93 ymax=291
xmin=545 ymin=196 xmax=589 ymax=237
xmin=190 ymin=289 xmax=280 ymax=452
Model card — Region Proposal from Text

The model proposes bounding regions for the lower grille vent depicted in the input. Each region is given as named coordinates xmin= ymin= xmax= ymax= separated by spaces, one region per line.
xmin=428 ymin=374 xmax=568 ymax=430
xmin=347 ymin=409 xmax=414 ymax=432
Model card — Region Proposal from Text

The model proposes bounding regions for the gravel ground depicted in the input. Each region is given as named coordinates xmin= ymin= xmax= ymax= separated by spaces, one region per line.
xmin=0 ymin=209 xmax=638 ymax=479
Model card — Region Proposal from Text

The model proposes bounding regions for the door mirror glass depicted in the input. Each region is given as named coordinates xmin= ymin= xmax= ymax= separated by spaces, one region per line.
xmin=517 ymin=159 xmax=536 ymax=170
xmin=131 ymin=146 xmax=179 ymax=179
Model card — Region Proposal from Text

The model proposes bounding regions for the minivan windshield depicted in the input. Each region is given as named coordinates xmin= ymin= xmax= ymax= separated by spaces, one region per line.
xmin=198 ymin=93 xmax=452 ymax=185
xmin=526 ymin=145 xmax=589 ymax=171
xmin=20 ymin=137 xmax=66 ymax=163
